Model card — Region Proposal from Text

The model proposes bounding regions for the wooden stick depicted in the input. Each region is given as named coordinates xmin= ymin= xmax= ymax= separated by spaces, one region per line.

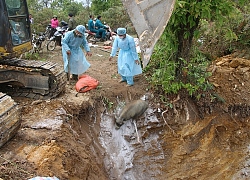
xmin=162 ymin=109 xmax=177 ymax=136
xmin=67 ymin=54 xmax=70 ymax=84
xmin=133 ymin=120 xmax=141 ymax=143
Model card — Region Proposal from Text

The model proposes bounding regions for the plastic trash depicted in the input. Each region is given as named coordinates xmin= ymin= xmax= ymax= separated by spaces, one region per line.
xmin=28 ymin=177 xmax=59 ymax=180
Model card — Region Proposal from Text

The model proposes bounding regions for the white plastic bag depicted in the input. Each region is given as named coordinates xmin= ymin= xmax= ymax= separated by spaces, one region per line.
xmin=28 ymin=177 xmax=59 ymax=180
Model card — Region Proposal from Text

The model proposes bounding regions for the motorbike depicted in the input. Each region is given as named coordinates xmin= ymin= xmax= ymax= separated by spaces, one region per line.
xmin=31 ymin=32 xmax=46 ymax=53
xmin=44 ymin=24 xmax=52 ymax=39
xmin=47 ymin=21 xmax=68 ymax=51
xmin=86 ymin=25 xmax=114 ymax=44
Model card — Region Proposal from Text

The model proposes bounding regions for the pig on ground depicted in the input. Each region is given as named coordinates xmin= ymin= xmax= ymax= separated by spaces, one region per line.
xmin=115 ymin=99 xmax=148 ymax=129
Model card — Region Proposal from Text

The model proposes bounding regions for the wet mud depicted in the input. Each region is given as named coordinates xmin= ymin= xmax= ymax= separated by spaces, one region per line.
xmin=100 ymin=99 xmax=164 ymax=179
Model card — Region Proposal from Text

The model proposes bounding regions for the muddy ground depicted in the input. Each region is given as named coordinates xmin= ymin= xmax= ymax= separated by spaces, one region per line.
xmin=1 ymin=43 xmax=250 ymax=180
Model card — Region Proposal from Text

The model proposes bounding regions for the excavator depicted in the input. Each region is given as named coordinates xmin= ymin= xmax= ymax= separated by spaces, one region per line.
xmin=0 ymin=0 xmax=175 ymax=147
xmin=0 ymin=0 xmax=67 ymax=147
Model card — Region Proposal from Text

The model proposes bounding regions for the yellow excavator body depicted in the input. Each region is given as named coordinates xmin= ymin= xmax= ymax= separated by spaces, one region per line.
xmin=0 ymin=0 xmax=67 ymax=148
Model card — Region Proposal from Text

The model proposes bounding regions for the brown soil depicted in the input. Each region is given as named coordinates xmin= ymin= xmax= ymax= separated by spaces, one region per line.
xmin=1 ymin=44 xmax=250 ymax=180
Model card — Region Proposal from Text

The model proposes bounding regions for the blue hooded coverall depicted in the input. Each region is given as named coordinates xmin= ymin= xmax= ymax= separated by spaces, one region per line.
xmin=110 ymin=33 xmax=142 ymax=85
xmin=61 ymin=26 xmax=91 ymax=75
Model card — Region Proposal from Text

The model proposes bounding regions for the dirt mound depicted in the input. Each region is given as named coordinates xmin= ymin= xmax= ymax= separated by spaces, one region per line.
xmin=0 ymin=99 xmax=109 ymax=179
xmin=208 ymin=50 xmax=250 ymax=116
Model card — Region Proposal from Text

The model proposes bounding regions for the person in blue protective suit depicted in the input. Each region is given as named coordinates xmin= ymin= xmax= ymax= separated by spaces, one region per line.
xmin=95 ymin=15 xmax=107 ymax=41
xmin=109 ymin=28 xmax=142 ymax=87
xmin=62 ymin=25 xmax=92 ymax=80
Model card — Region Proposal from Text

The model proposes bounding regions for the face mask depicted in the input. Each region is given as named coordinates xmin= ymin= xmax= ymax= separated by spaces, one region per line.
xmin=118 ymin=35 xmax=125 ymax=39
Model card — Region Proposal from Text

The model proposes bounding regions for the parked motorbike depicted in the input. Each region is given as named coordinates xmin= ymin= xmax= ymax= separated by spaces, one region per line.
xmin=86 ymin=25 xmax=113 ymax=44
xmin=31 ymin=32 xmax=46 ymax=53
xmin=44 ymin=24 xmax=52 ymax=39
xmin=47 ymin=21 xmax=68 ymax=51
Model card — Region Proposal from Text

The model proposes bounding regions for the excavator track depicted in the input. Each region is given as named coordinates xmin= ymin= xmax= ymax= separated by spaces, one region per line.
xmin=0 ymin=59 xmax=67 ymax=100
xmin=0 ymin=93 xmax=21 ymax=148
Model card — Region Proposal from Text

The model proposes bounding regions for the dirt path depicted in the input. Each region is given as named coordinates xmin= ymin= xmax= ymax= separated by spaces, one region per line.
xmin=1 ymin=45 xmax=250 ymax=180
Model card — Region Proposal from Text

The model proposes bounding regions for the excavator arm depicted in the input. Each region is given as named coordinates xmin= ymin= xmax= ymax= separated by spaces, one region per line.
xmin=121 ymin=0 xmax=176 ymax=68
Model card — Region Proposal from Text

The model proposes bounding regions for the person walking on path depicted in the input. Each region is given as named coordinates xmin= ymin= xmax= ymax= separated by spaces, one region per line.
xmin=62 ymin=25 xmax=92 ymax=80
xmin=109 ymin=28 xmax=142 ymax=87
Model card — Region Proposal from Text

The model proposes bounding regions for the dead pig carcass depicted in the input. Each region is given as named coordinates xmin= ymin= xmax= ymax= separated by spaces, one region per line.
xmin=115 ymin=99 xmax=148 ymax=129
